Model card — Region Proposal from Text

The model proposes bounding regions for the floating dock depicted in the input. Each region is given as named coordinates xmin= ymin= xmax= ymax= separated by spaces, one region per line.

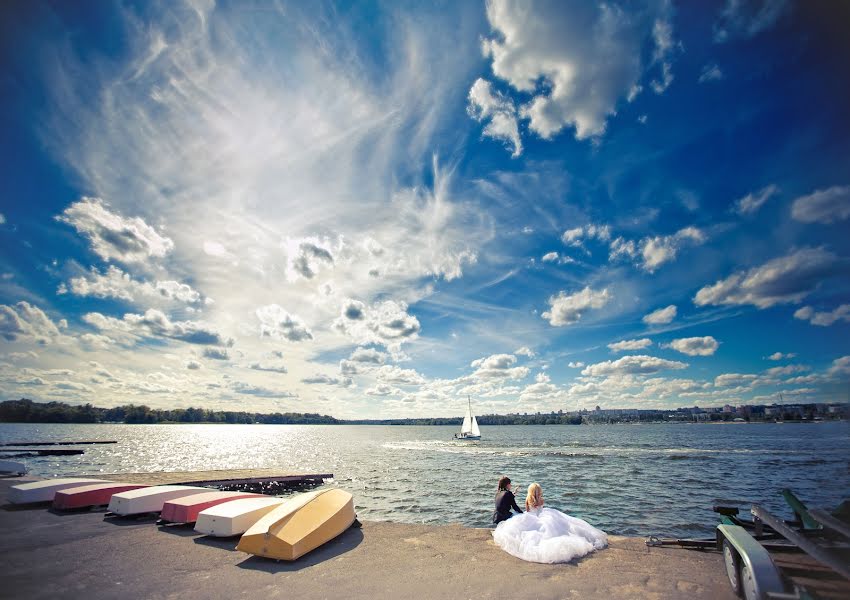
xmin=79 ymin=468 xmax=333 ymax=488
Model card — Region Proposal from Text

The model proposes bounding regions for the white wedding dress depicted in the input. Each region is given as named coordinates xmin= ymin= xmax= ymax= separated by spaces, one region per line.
xmin=492 ymin=506 xmax=608 ymax=563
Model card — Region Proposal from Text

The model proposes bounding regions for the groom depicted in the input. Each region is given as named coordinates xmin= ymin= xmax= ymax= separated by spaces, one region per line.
xmin=492 ymin=476 xmax=523 ymax=524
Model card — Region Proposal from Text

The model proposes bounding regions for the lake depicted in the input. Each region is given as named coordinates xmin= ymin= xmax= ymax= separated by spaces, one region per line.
xmin=2 ymin=422 xmax=847 ymax=537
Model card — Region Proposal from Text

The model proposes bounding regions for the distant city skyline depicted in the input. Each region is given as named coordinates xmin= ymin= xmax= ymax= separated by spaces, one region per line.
xmin=1 ymin=1 xmax=849 ymax=418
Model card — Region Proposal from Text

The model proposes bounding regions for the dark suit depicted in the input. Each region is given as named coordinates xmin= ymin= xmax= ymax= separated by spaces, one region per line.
xmin=493 ymin=489 xmax=523 ymax=524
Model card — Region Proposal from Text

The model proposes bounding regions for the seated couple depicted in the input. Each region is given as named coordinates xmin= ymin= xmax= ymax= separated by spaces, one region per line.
xmin=492 ymin=476 xmax=607 ymax=564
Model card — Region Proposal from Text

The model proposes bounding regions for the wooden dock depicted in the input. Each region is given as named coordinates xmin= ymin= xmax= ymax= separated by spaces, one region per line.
xmin=78 ymin=468 xmax=332 ymax=488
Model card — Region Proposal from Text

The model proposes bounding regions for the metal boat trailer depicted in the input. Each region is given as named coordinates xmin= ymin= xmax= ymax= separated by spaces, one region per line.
xmin=646 ymin=489 xmax=850 ymax=599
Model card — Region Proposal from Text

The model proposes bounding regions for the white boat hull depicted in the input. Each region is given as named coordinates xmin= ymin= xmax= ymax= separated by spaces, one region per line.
xmin=107 ymin=485 xmax=210 ymax=515
xmin=195 ymin=496 xmax=286 ymax=537
xmin=8 ymin=478 xmax=110 ymax=504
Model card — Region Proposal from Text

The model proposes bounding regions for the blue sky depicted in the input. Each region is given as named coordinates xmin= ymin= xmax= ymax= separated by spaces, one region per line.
xmin=0 ymin=0 xmax=848 ymax=418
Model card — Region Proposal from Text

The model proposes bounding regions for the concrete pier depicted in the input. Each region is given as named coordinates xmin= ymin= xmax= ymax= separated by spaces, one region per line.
xmin=0 ymin=478 xmax=736 ymax=599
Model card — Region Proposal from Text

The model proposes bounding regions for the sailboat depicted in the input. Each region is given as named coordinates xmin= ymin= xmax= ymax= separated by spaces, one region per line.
xmin=454 ymin=396 xmax=481 ymax=440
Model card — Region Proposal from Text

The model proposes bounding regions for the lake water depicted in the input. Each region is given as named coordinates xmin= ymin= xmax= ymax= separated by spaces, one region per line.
xmin=2 ymin=422 xmax=848 ymax=537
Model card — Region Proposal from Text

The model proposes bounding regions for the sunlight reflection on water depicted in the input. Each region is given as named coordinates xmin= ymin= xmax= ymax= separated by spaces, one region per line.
xmin=2 ymin=422 xmax=847 ymax=537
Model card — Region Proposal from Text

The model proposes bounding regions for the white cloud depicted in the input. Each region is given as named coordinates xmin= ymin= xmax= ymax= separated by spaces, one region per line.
xmin=0 ymin=302 xmax=64 ymax=345
xmin=284 ymin=237 xmax=336 ymax=282
xmin=186 ymin=360 xmax=202 ymax=370
xmin=365 ymin=383 xmax=398 ymax=396
xmin=256 ymin=304 xmax=314 ymax=342
xmin=714 ymin=0 xmax=791 ymax=42
xmin=56 ymin=197 xmax=174 ymax=264
xmin=694 ymin=247 xmax=846 ymax=309
xmin=349 ymin=347 xmax=389 ymax=365
xmin=470 ymin=353 xmax=529 ymax=380
xmin=609 ymin=237 xmax=637 ymax=261
xmin=567 ymin=361 xmax=585 ymax=369
xmin=515 ymin=346 xmax=535 ymax=357
xmin=301 ymin=373 xmax=353 ymax=387
xmin=478 ymin=0 xmax=674 ymax=144
xmin=542 ymin=286 xmax=611 ymax=326
xmin=85 ymin=309 xmax=231 ymax=346
xmin=766 ymin=352 xmax=796 ymax=361
xmin=827 ymin=356 xmax=850 ymax=378
xmin=764 ymin=364 xmax=809 ymax=377
xmin=58 ymin=266 xmax=202 ymax=305
xmin=333 ymin=299 xmax=420 ymax=350
xmin=581 ymin=354 xmax=687 ymax=377
xmin=202 ymin=347 xmax=229 ymax=360
xmin=649 ymin=16 xmax=677 ymax=94
xmin=608 ymin=338 xmax=652 ymax=352
xmin=790 ymin=185 xmax=850 ymax=224
xmin=733 ymin=184 xmax=779 ymax=215
xmin=665 ymin=336 xmax=720 ymax=356
xmin=562 ymin=224 xmax=611 ymax=250
xmin=698 ymin=63 xmax=724 ymax=83
xmin=249 ymin=362 xmax=288 ymax=374
xmin=638 ymin=227 xmax=706 ymax=272
xmin=793 ymin=304 xmax=850 ymax=327
xmin=643 ymin=304 xmax=677 ymax=325
xmin=376 ymin=365 xmax=425 ymax=385
xmin=467 ymin=78 xmax=522 ymax=157
xmin=714 ymin=373 xmax=757 ymax=388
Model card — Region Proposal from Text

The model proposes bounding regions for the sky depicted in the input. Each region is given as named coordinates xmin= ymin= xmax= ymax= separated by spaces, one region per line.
xmin=0 ymin=0 xmax=848 ymax=418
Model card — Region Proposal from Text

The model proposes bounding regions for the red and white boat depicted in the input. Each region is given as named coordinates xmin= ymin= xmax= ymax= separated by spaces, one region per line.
xmin=160 ymin=491 xmax=262 ymax=524
xmin=8 ymin=478 xmax=110 ymax=504
xmin=53 ymin=482 xmax=151 ymax=510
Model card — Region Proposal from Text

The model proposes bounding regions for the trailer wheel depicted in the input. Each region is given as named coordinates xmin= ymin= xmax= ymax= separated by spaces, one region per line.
xmin=740 ymin=561 xmax=759 ymax=600
xmin=723 ymin=540 xmax=743 ymax=597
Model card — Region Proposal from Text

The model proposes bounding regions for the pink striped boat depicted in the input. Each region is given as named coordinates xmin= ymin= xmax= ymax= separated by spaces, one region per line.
xmin=160 ymin=491 xmax=263 ymax=524
xmin=53 ymin=483 xmax=151 ymax=510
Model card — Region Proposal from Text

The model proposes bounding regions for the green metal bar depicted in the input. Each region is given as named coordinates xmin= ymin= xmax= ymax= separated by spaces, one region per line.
xmin=781 ymin=488 xmax=820 ymax=530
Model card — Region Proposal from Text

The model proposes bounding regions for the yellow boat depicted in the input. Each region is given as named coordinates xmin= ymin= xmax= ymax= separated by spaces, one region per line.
xmin=236 ymin=488 xmax=355 ymax=561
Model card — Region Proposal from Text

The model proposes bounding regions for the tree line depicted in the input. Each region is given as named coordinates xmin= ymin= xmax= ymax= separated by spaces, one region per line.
xmin=0 ymin=398 xmax=583 ymax=425
xmin=0 ymin=399 xmax=340 ymax=425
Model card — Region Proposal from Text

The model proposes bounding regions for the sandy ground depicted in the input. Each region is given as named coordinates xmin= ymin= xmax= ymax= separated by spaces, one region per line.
xmin=0 ymin=477 xmax=736 ymax=600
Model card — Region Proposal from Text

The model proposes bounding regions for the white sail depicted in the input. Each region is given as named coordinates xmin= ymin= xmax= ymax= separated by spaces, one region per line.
xmin=461 ymin=408 xmax=472 ymax=434
xmin=470 ymin=416 xmax=480 ymax=437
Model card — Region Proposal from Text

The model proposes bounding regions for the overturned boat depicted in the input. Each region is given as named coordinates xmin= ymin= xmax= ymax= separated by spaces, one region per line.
xmin=0 ymin=459 xmax=27 ymax=476
xmin=107 ymin=485 xmax=210 ymax=516
xmin=237 ymin=488 xmax=355 ymax=560
xmin=53 ymin=482 xmax=151 ymax=510
xmin=160 ymin=491 xmax=262 ymax=524
xmin=8 ymin=478 xmax=110 ymax=504
xmin=195 ymin=496 xmax=287 ymax=537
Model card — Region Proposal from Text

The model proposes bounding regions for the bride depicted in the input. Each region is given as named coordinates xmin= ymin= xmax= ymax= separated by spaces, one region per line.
xmin=492 ymin=483 xmax=607 ymax=563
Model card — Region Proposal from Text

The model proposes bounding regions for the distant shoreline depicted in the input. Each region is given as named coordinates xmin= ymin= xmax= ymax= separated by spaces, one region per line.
xmin=1 ymin=398 xmax=847 ymax=426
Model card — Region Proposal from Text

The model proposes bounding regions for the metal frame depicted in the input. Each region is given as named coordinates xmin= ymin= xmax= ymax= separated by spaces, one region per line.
xmin=716 ymin=524 xmax=786 ymax=600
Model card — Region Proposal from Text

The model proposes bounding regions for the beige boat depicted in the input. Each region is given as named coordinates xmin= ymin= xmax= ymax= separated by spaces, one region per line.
xmin=236 ymin=488 xmax=355 ymax=561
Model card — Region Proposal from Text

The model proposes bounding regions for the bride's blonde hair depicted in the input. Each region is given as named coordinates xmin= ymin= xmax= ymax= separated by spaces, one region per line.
xmin=525 ymin=482 xmax=543 ymax=511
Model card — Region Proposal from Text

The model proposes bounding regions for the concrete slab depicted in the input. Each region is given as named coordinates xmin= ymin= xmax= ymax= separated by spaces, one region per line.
xmin=0 ymin=478 xmax=736 ymax=600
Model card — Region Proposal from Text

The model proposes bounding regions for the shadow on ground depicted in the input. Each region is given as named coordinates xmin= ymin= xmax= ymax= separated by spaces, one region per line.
xmin=236 ymin=527 xmax=364 ymax=572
